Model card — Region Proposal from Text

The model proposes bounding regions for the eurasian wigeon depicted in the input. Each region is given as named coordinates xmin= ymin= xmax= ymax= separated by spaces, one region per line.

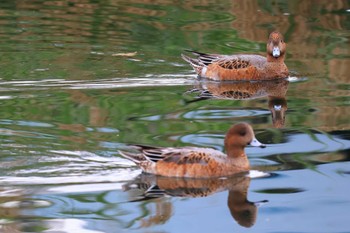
xmin=118 ymin=122 xmax=266 ymax=178
xmin=181 ymin=31 xmax=288 ymax=81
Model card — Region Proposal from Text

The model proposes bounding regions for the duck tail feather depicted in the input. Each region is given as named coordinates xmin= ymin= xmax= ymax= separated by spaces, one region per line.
xmin=118 ymin=150 xmax=144 ymax=164
xmin=181 ymin=53 xmax=204 ymax=75
xmin=181 ymin=54 xmax=200 ymax=67
xmin=184 ymin=49 xmax=209 ymax=57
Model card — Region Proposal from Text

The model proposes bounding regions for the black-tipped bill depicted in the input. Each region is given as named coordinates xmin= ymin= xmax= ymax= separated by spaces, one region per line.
xmin=250 ymin=138 xmax=266 ymax=148
xmin=272 ymin=47 xmax=280 ymax=58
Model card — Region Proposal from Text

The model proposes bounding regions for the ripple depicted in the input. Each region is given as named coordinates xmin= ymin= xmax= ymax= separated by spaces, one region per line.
xmin=183 ymin=109 xmax=269 ymax=120
xmin=249 ymin=170 xmax=271 ymax=179
xmin=46 ymin=183 xmax=126 ymax=194
xmin=0 ymin=187 xmax=23 ymax=197
xmin=180 ymin=133 xmax=224 ymax=150
xmin=0 ymin=169 xmax=140 ymax=187
xmin=34 ymin=219 xmax=105 ymax=233
xmin=259 ymin=132 xmax=350 ymax=156
xmin=0 ymin=128 xmax=55 ymax=139
xmin=0 ymin=119 xmax=54 ymax=128
xmin=0 ymin=199 xmax=52 ymax=208
xmin=287 ymin=76 xmax=308 ymax=82
xmin=0 ymin=76 xmax=195 ymax=92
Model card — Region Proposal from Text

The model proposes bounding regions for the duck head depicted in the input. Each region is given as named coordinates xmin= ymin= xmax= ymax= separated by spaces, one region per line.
xmin=266 ymin=31 xmax=286 ymax=61
xmin=224 ymin=123 xmax=266 ymax=158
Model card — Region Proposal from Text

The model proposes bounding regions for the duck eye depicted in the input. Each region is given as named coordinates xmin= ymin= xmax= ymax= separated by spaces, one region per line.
xmin=239 ymin=130 xmax=246 ymax=136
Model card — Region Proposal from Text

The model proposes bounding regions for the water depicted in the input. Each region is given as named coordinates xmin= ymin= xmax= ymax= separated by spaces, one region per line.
xmin=0 ymin=0 xmax=349 ymax=232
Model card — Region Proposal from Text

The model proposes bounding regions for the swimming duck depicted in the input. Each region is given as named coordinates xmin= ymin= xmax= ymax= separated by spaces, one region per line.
xmin=181 ymin=31 xmax=288 ymax=81
xmin=118 ymin=122 xmax=266 ymax=178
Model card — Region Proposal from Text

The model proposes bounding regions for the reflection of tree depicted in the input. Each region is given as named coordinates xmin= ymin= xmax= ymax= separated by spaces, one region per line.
xmin=0 ymin=188 xmax=23 ymax=233
xmin=0 ymin=0 xmax=347 ymax=131
xmin=123 ymin=173 xmax=267 ymax=228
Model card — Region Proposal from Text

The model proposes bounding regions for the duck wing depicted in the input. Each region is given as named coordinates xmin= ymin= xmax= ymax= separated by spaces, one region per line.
xmin=184 ymin=50 xmax=223 ymax=66
xmin=121 ymin=145 xmax=225 ymax=166
xmin=159 ymin=147 xmax=225 ymax=166
xmin=185 ymin=50 xmax=266 ymax=70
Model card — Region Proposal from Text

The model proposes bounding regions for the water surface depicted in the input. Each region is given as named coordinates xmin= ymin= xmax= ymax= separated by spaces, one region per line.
xmin=0 ymin=1 xmax=349 ymax=233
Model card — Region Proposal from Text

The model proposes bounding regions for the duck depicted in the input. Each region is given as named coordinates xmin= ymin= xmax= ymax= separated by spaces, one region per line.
xmin=181 ymin=31 xmax=288 ymax=81
xmin=118 ymin=122 xmax=266 ymax=178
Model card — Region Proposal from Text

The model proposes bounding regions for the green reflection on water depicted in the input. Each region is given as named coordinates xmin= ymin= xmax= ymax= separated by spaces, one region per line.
xmin=0 ymin=0 xmax=349 ymax=232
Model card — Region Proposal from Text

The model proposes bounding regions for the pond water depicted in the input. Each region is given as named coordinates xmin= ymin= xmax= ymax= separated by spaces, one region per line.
xmin=0 ymin=0 xmax=349 ymax=232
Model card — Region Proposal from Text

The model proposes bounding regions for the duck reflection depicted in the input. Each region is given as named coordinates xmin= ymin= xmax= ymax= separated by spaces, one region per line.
xmin=186 ymin=79 xmax=289 ymax=128
xmin=123 ymin=173 xmax=267 ymax=228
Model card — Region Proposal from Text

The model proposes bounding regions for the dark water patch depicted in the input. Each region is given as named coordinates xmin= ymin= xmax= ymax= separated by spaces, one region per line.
xmin=337 ymin=170 xmax=350 ymax=175
xmin=255 ymin=188 xmax=305 ymax=194
xmin=260 ymin=206 xmax=300 ymax=214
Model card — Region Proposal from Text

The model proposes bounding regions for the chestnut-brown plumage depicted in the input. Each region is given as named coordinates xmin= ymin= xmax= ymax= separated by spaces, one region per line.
xmin=181 ymin=31 xmax=288 ymax=80
xmin=119 ymin=123 xmax=265 ymax=178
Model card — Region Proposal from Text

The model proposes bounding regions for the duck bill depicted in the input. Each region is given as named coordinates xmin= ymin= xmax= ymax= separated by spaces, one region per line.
xmin=250 ymin=138 xmax=266 ymax=148
xmin=274 ymin=104 xmax=282 ymax=111
xmin=272 ymin=47 xmax=280 ymax=57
